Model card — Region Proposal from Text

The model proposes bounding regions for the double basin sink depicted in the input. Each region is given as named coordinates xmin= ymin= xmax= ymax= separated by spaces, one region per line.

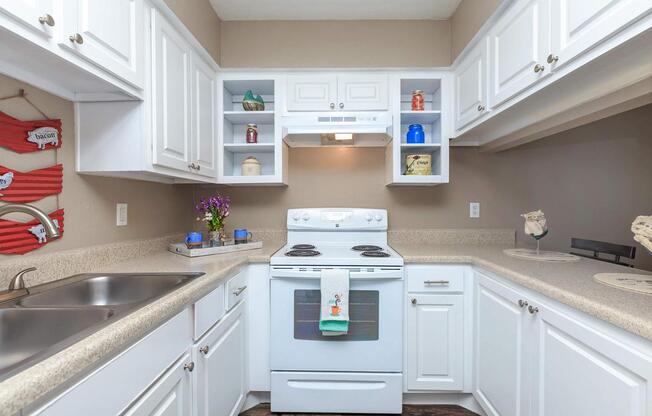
xmin=0 ymin=272 xmax=204 ymax=381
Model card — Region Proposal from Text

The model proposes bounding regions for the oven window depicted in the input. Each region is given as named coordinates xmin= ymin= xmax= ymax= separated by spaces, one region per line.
xmin=293 ymin=290 xmax=379 ymax=341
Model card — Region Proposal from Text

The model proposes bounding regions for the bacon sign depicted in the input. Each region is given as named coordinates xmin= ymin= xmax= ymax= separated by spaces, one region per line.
xmin=0 ymin=164 xmax=63 ymax=203
xmin=0 ymin=209 xmax=64 ymax=255
xmin=0 ymin=111 xmax=62 ymax=153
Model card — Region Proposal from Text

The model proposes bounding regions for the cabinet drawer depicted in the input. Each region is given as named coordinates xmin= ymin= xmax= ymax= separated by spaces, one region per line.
xmin=193 ymin=284 xmax=225 ymax=340
xmin=226 ymin=271 xmax=248 ymax=310
xmin=407 ymin=265 xmax=465 ymax=293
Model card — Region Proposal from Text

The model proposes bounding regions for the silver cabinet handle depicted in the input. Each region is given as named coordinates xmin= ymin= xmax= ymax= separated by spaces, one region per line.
xmin=69 ymin=33 xmax=84 ymax=44
xmin=329 ymin=102 xmax=335 ymax=109
xmin=411 ymin=298 xmax=417 ymax=305
xmin=518 ymin=299 xmax=528 ymax=308
xmin=477 ymin=104 xmax=485 ymax=112
xmin=339 ymin=103 xmax=344 ymax=109
xmin=547 ymin=54 xmax=559 ymax=64
xmin=199 ymin=345 xmax=209 ymax=354
xmin=534 ymin=63 xmax=545 ymax=73
xmin=233 ymin=286 xmax=247 ymax=296
xmin=183 ymin=362 xmax=195 ymax=372
xmin=528 ymin=305 xmax=539 ymax=314
xmin=39 ymin=14 xmax=55 ymax=27
xmin=424 ymin=280 xmax=450 ymax=285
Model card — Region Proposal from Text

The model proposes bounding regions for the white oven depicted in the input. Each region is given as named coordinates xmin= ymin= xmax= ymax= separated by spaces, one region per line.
xmin=270 ymin=265 xmax=403 ymax=372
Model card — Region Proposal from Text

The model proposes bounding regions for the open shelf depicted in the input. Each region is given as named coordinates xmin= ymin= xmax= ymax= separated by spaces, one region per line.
xmin=224 ymin=110 xmax=275 ymax=124
xmin=400 ymin=143 xmax=442 ymax=151
xmin=224 ymin=143 xmax=275 ymax=153
xmin=400 ymin=110 xmax=441 ymax=125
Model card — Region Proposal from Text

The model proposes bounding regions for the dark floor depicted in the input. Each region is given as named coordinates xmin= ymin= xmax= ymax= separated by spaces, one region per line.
xmin=240 ymin=404 xmax=479 ymax=416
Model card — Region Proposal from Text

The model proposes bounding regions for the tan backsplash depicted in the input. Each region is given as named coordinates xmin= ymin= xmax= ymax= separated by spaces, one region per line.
xmin=164 ymin=0 xmax=222 ymax=64
xmin=450 ymin=0 xmax=501 ymax=61
xmin=196 ymin=105 xmax=652 ymax=271
xmin=0 ymin=74 xmax=194 ymax=261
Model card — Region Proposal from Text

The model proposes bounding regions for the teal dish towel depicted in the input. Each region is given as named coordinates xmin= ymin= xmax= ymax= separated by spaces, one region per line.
xmin=319 ymin=269 xmax=350 ymax=336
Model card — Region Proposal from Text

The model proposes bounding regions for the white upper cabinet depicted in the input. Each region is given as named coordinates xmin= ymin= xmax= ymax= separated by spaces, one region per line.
xmin=191 ymin=51 xmax=217 ymax=178
xmin=287 ymin=73 xmax=388 ymax=111
xmin=60 ymin=0 xmax=144 ymax=88
xmin=549 ymin=0 xmax=652 ymax=69
xmin=337 ymin=73 xmax=389 ymax=111
xmin=0 ymin=0 xmax=55 ymax=38
xmin=152 ymin=10 xmax=192 ymax=172
xmin=287 ymin=74 xmax=337 ymax=111
xmin=455 ymin=40 xmax=488 ymax=129
xmin=488 ymin=0 xmax=550 ymax=107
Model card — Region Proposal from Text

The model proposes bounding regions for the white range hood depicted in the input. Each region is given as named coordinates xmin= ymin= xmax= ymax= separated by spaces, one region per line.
xmin=282 ymin=112 xmax=393 ymax=147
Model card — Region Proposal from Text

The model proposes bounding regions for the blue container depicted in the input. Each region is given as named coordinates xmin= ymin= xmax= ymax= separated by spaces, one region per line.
xmin=406 ymin=124 xmax=425 ymax=144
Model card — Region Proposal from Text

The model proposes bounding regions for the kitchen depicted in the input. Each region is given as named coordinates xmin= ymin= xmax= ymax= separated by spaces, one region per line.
xmin=0 ymin=0 xmax=651 ymax=415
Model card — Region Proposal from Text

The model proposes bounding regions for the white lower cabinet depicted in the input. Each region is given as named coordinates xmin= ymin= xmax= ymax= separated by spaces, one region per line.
xmin=123 ymin=353 xmax=193 ymax=416
xmin=407 ymin=294 xmax=464 ymax=391
xmin=193 ymin=300 xmax=247 ymax=416
xmin=474 ymin=270 xmax=652 ymax=416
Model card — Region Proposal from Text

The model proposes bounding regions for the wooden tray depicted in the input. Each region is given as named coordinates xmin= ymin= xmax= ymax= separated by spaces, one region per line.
xmin=168 ymin=240 xmax=263 ymax=257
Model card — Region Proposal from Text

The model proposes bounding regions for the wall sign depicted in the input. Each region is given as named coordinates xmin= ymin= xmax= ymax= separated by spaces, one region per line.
xmin=0 ymin=111 xmax=62 ymax=153
xmin=0 ymin=164 xmax=63 ymax=203
xmin=0 ymin=209 xmax=64 ymax=254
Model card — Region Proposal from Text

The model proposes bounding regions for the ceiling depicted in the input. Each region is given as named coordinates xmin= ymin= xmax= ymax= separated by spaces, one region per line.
xmin=209 ymin=0 xmax=463 ymax=21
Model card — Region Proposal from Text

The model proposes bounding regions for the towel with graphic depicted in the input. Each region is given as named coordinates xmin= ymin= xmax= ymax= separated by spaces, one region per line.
xmin=319 ymin=269 xmax=350 ymax=336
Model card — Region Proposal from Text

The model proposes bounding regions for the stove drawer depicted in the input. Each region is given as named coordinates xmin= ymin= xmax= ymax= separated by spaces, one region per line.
xmin=271 ymin=371 xmax=402 ymax=414
xmin=407 ymin=265 xmax=465 ymax=293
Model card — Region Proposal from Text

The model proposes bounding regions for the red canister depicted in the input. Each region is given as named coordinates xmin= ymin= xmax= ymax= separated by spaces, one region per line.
xmin=246 ymin=124 xmax=258 ymax=143
xmin=411 ymin=90 xmax=425 ymax=111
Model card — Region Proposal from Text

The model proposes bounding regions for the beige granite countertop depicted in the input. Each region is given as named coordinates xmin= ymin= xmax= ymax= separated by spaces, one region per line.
xmin=0 ymin=239 xmax=285 ymax=416
xmin=391 ymin=242 xmax=652 ymax=342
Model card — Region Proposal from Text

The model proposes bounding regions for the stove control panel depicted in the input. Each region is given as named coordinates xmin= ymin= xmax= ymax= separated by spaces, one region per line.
xmin=287 ymin=208 xmax=387 ymax=230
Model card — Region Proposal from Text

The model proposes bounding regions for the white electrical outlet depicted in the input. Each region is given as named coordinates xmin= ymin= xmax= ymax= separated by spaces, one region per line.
xmin=470 ymin=202 xmax=480 ymax=218
xmin=116 ymin=203 xmax=128 ymax=226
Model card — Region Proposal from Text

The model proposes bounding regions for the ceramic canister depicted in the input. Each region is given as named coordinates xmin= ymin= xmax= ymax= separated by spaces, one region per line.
xmin=405 ymin=153 xmax=432 ymax=175
xmin=241 ymin=156 xmax=261 ymax=176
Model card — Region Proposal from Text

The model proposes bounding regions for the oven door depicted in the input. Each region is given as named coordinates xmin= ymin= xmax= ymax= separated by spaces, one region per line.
xmin=270 ymin=267 xmax=403 ymax=372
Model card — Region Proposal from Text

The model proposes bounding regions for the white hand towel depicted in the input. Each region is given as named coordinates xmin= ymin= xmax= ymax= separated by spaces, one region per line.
xmin=319 ymin=269 xmax=350 ymax=336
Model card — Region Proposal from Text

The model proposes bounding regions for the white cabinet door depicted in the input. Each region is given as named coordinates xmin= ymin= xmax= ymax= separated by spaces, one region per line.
xmin=190 ymin=52 xmax=217 ymax=178
xmin=531 ymin=302 xmax=652 ymax=416
xmin=407 ymin=294 xmax=464 ymax=391
xmin=61 ymin=0 xmax=143 ymax=88
xmin=474 ymin=273 xmax=531 ymax=416
xmin=489 ymin=0 xmax=550 ymax=107
xmin=550 ymin=0 xmax=652 ymax=70
xmin=0 ymin=0 xmax=55 ymax=38
xmin=337 ymin=73 xmax=388 ymax=111
xmin=455 ymin=39 xmax=488 ymax=130
xmin=123 ymin=353 xmax=193 ymax=416
xmin=194 ymin=300 xmax=247 ymax=416
xmin=152 ymin=11 xmax=192 ymax=172
xmin=286 ymin=74 xmax=337 ymax=111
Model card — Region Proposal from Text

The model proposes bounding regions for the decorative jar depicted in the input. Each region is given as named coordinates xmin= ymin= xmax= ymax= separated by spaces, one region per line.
xmin=404 ymin=153 xmax=432 ymax=176
xmin=241 ymin=156 xmax=261 ymax=176
xmin=411 ymin=90 xmax=425 ymax=111
xmin=246 ymin=124 xmax=258 ymax=143
xmin=406 ymin=124 xmax=425 ymax=144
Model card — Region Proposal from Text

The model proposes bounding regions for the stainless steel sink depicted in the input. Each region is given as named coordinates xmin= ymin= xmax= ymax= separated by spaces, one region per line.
xmin=0 ymin=307 xmax=114 ymax=378
xmin=16 ymin=273 xmax=203 ymax=307
xmin=0 ymin=272 xmax=204 ymax=381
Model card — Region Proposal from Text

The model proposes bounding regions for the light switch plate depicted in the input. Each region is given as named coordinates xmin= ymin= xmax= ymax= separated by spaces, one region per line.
xmin=116 ymin=203 xmax=128 ymax=226
xmin=470 ymin=202 xmax=480 ymax=218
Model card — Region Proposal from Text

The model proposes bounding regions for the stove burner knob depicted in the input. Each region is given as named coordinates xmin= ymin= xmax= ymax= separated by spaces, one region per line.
xmin=374 ymin=214 xmax=383 ymax=222
xmin=292 ymin=212 xmax=301 ymax=221
xmin=302 ymin=212 xmax=310 ymax=221
xmin=365 ymin=213 xmax=373 ymax=222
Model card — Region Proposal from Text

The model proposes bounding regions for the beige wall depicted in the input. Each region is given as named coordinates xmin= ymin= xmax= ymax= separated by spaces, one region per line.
xmin=164 ymin=0 xmax=222 ymax=64
xmin=0 ymin=74 xmax=193 ymax=259
xmin=450 ymin=0 xmax=501 ymax=61
xmin=197 ymin=105 xmax=652 ymax=270
xmin=220 ymin=20 xmax=451 ymax=68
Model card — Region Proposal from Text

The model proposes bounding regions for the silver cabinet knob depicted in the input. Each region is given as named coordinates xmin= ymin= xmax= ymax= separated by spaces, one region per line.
xmin=199 ymin=345 xmax=209 ymax=355
xmin=339 ymin=103 xmax=344 ymax=109
xmin=547 ymin=54 xmax=559 ymax=64
xmin=196 ymin=164 xmax=201 ymax=171
xmin=329 ymin=103 xmax=335 ymax=109
xmin=518 ymin=299 xmax=528 ymax=308
xmin=534 ymin=63 xmax=545 ymax=73
xmin=69 ymin=33 xmax=84 ymax=44
xmin=528 ymin=305 xmax=539 ymax=314
xmin=39 ymin=14 xmax=55 ymax=27
xmin=411 ymin=298 xmax=417 ymax=305
xmin=188 ymin=163 xmax=197 ymax=170
xmin=477 ymin=104 xmax=485 ymax=112
xmin=183 ymin=362 xmax=195 ymax=372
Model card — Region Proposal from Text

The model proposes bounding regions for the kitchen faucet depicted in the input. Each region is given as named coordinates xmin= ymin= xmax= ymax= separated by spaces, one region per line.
xmin=0 ymin=203 xmax=60 ymax=302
